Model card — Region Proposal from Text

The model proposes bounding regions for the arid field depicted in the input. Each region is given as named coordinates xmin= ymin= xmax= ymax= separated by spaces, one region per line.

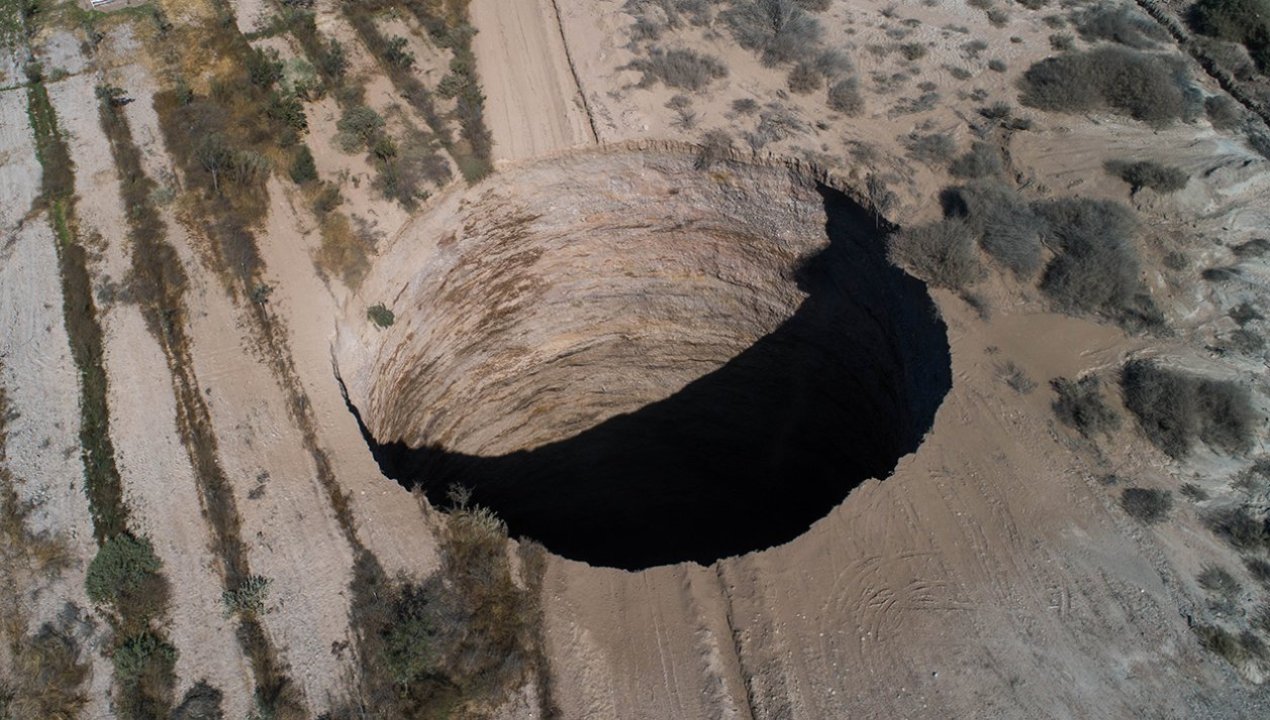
xmin=2 ymin=0 xmax=1270 ymax=718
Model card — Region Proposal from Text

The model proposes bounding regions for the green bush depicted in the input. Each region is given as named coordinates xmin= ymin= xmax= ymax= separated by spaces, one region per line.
xmin=1051 ymin=375 xmax=1121 ymax=437
xmin=1119 ymin=360 xmax=1256 ymax=458
xmin=887 ymin=219 xmax=984 ymax=290
xmin=85 ymin=534 xmax=167 ymax=617
xmin=1120 ymin=487 xmax=1173 ymax=523
xmin=1105 ymin=159 xmax=1188 ymax=192
xmin=368 ymin=304 xmax=395 ymax=328
xmin=112 ymin=632 xmax=177 ymax=680
xmin=221 ymin=575 xmax=271 ymax=619
xmin=1020 ymin=46 xmax=1196 ymax=123
xmin=289 ymin=145 xmax=318 ymax=184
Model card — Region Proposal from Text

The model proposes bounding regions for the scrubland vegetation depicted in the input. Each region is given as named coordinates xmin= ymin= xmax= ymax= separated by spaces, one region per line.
xmin=1020 ymin=46 xmax=1198 ymax=123
xmin=1105 ymin=159 xmax=1189 ymax=192
xmin=1051 ymin=375 xmax=1120 ymax=438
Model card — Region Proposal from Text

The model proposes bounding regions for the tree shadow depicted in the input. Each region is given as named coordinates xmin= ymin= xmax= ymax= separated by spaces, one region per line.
xmin=349 ymin=183 xmax=951 ymax=570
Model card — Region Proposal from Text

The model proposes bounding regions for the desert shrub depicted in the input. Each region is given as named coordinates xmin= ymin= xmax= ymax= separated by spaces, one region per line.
xmin=265 ymin=91 xmax=307 ymax=133
xmin=1205 ymin=505 xmax=1270 ymax=551
xmin=246 ymin=47 xmax=283 ymax=88
xmin=1020 ymin=46 xmax=1195 ymax=123
xmin=1074 ymin=4 xmax=1168 ymax=48
xmin=988 ymin=58 xmax=1008 ymax=72
xmin=1198 ymin=564 xmax=1243 ymax=612
xmin=949 ymin=141 xmax=1003 ymax=178
xmin=1 ymin=624 xmax=90 ymax=720
xmin=86 ymin=534 xmax=168 ymax=618
xmin=1246 ymin=557 xmax=1270 ymax=586
xmin=1119 ymin=360 xmax=1256 ymax=458
xmin=721 ymin=0 xmax=823 ymax=66
xmin=1051 ymin=375 xmax=1120 ymax=436
xmin=900 ymin=42 xmax=928 ymax=61
xmin=368 ymin=304 xmax=395 ymax=328
xmin=112 ymin=631 xmax=176 ymax=680
xmin=336 ymin=106 xmax=386 ymax=152
xmin=629 ymin=47 xmax=728 ymax=90
xmin=1033 ymin=197 xmax=1149 ymax=321
xmin=1229 ymin=302 xmax=1264 ymax=326
xmin=1206 ymin=94 xmax=1244 ymax=128
xmin=997 ymin=361 xmax=1037 ymax=393
xmin=288 ymin=145 xmax=318 ymax=184
xmin=384 ymin=36 xmax=415 ymax=69
xmin=887 ymin=218 xmax=984 ymax=290
xmin=1105 ymin=159 xmax=1188 ymax=192
xmin=787 ymin=61 xmax=822 ymax=93
xmin=1191 ymin=0 xmax=1270 ymax=72
xmin=1193 ymin=624 xmax=1262 ymax=666
xmin=373 ymin=131 xmax=451 ymax=208
xmin=942 ymin=180 xmax=1046 ymax=276
xmin=904 ymin=132 xmax=956 ymax=165
xmin=171 ymin=681 xmax=224 ymax=720
xmin=221 ymin=575 xmax=271 ymax=619
xmin=1120 ymin=487 xmax=1173 ymax=523
xmin=695 ymin=129 xmax=736 ymax=169
xmin=827 ymin=77 xmax=863 ymax=114
xmin=732 ymin=97 xmax=761 ymax=114
xmin=1181 ymin=482 xmax=1210 ymax=501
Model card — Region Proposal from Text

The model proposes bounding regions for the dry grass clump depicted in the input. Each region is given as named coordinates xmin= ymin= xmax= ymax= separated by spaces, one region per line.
xmin=904 ymin=132 xmax=956 ymax=166
xmin=887 ymin=218 xmax=984 ymax=290
xmin=1073 ymin=4 xmax=1168 ymax=48
xmin=1020 ymin=46 xmax=1197 ymax=123
xmin=0 ymin=624 xmax=91 ymax=720
xmin=1120 ymin=487 xmax=1173 ymax=523
xmin=1119 ymin=360 xmax=1256 ymax=458
xmin=1105 ymin=159 xmax=1189 ymax=193
xmin=1051 ymin=375 xmax=1121 ymax=437
xmin=628 ymin=47 xmax=728 ymax=90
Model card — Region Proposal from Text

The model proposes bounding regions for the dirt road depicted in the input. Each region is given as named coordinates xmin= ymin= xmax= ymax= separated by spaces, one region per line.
xmin=469 ymin=0 xmax=595 ymax=163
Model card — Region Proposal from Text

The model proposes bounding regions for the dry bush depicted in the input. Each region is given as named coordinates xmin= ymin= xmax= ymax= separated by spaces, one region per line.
xmin=949 ymin=141 xmax=1003 ymax=178
xmin=1074 ymin=4 xmax=1168 ymax=48
xmin=1033 ymin=197 xmax=1156 ymax=324
xmin=1 ymin=624 xmax=90 ymax=720
xmin=1199 ymin=564 xmax=1243 ymax=599
xmin=722 ymin=0 xmax=823 ymax=66
xmin=1206 ymin=94 xmax=1245 ymax=128
xmin=1051 ymin=375 xmax=1120 ymax=437
xmin=887 ymin=218 xmax=984 ymax=290
xmin=1193 ymin=624 xmax=1266 ymax=667
xmin=629 ymin=47 xmax=728 ymax=90
xmin=904 ymin=132 xmax=956 ymax=166
xmin=942 ymin=180 xmax=1046 ymax=276
xmin=1120 ymin=487 xmax=1173 ymax=523
xmin=1205 ymin=505 xmax=1270 ymax=552
xmin=1191 ymin=0 xmax=1270 ymax=72
xmin=1020 ymin=46 xmax=1197 ymax=123
xmin=1105 ymin=159 xmax=1189 ymax=192
xmin=827 ymin=77 xmax=864 ymax=115
xmin=1119 ymin=360 xmax=1256 ymax=458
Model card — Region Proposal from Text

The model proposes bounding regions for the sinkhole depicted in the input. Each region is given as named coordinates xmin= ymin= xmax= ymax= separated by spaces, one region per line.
xmin=338 ymin=145 xmax=952 ymax=570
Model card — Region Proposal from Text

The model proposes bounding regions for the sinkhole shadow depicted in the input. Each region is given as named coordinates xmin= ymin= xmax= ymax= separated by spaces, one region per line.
xmin=351 ymin=183 xmax=952 ymax=570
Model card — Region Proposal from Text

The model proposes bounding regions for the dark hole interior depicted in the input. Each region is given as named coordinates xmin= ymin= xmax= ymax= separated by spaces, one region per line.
xmin=349 ymin=185 xmax=952 ymax=570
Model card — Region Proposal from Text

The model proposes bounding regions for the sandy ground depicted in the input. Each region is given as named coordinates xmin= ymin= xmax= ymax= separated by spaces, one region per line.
xmin=469 ymin=0 xmax=594 ymax=163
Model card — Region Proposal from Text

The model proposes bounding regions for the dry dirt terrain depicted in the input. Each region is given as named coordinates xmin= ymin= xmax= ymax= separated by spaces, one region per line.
xmin=2 ymin=0 xmax=1270 ymax=719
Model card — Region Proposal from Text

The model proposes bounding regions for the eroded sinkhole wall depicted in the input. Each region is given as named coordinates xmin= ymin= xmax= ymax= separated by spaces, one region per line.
xmin=336 ymin=144 xmax=951 ymax=569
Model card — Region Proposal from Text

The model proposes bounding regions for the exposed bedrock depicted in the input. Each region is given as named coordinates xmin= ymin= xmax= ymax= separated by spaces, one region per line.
xmin=336 ymin=143 xmax=952 ymax=569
